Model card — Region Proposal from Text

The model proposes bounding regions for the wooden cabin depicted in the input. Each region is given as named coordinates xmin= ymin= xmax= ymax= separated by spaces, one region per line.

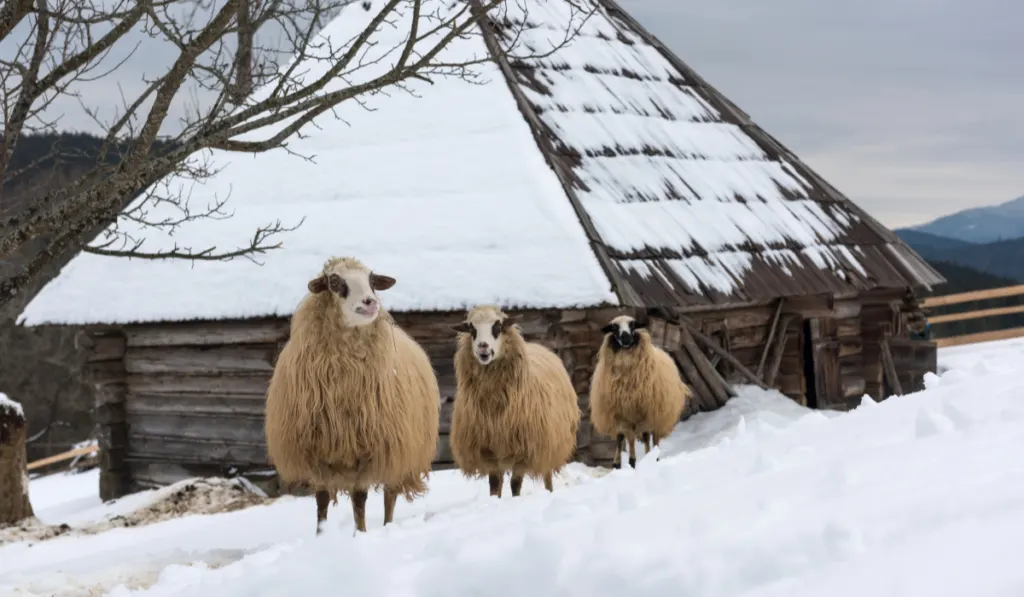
xmin=19 ymin=0 xmax=943 ymax=501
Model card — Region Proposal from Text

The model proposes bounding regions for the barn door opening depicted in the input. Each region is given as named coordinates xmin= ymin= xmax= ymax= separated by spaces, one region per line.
xmin=802 ymin=318 xmax=842 ymax=409
xmin=801 ymin=320 xmax=819 ymax=409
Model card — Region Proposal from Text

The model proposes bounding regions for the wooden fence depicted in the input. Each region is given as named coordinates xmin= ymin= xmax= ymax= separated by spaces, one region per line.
xmin=923 ymin=284 xmax=1024 ymax=348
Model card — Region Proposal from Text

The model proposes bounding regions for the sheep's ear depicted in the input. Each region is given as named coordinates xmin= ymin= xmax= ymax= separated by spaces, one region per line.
xmin=369 ymin=273 xmax=396 ymax=291
xmin=500 ymin=316 xmax=517 ymax=331
xmin=451 ymin=322 xmax=474 ymax=334
xmin=308 ymin=275 xmax=328 ymax=294
xmin=600 ymin=323 xmax=617 ymax=335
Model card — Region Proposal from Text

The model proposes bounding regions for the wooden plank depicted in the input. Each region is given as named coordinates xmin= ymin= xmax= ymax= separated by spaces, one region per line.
xmin=126 ymin=435 xmax=269 ymax=465
xmin=756 ymin=299 xmax=784 ymax=378
xmin=934 ymin=326 xmax=1024 ymax=348
xmin=671 ymin=349 xmax=716 ymax=412
xmin=125 ymin=319 xmax=291 ymax=347
xmin=129 ymin=413 xmax=267 ymax=443
xmin=928 ymin=303 xmax=1024 ymax=324
xmin=880 ymin=339 xmax=904 ymax=396
xmin=125 ymin=345 xmax=278 ymax=375
xmin=686 ymin=325 xmax=766 ymax=390
xmin=922 ymin=284 xmax=1024 ymax=308
xmin=27 ymin=444 xmax=99 ymax=471
xmin=678 ymin=326 xmax=732 ymax=405
xmin=126 ymin=393 xmax=268 ymax=417
xmin=764 ymin=325 xmax=790 ymax=388
xmin=128 ymin=373 xmax=271 ymax=395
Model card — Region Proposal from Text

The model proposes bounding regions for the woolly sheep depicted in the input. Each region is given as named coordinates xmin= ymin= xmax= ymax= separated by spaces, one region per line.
xmin=589 ymin=315 xmax=691 ymax=469
xmin=264 ymin=257 xmax=440 ymax=534
xmin=449 ymin=305 xmax=580 ymax=498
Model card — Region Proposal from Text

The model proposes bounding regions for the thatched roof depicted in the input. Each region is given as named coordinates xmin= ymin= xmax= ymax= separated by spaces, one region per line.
xmin=21 ymin=0 xmax=941 ymax=326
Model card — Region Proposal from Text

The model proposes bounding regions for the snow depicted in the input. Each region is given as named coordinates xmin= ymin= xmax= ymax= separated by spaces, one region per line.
xmin=0 ymin=391 xmax=24 ymax=418
xmin=5 ymin=339 xmax=1024 ymax=596
xmin=19 ymin=0 xmax=617 ymax=327
xmin=506 ymin=0 xmax=886 ymax=297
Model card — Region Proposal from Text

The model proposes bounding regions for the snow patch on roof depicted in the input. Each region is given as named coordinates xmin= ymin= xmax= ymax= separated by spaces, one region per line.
xmin=20 ymin=0 xmax=617 ymax=326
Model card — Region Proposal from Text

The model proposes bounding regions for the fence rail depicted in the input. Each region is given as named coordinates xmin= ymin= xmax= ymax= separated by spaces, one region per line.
xmin=923 ymin=284 xmax=1024 ymax=348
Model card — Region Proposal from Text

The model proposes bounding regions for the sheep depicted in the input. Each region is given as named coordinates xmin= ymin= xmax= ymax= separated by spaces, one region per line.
xmin=449 ymin=305 xmax=580 ymax=498
xmin=589 ymin=315 xmax=691 ymax=469
xmin=264 ymin=257 xmax=440 ymax=534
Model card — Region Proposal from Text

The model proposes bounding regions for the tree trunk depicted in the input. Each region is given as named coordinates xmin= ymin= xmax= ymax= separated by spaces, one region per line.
xmin=0 ymin=395 xmax=34 ymax=525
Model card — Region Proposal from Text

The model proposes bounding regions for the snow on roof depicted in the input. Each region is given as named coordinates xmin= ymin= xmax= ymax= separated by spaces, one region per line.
xmin=19 ymin=0 xmax=618 ymax=326
xmin=499 ymin=0 xmax=943 ymax=306
xmin=0 ymin=392 xmax=24 ymax=420
xmin=20 ymin=0 xmax=940 ymax=326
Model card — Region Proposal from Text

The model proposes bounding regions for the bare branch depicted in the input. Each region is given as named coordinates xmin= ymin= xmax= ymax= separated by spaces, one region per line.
xmin=0 ymin=0 xmax=595 ymax=312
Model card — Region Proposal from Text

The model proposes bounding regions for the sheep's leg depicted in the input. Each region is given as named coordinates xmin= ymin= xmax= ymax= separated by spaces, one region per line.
xmin=509 ymin=474 xmax=524 ymax=497
xmin=383 ymin=487 xmax=398 ymax=526
xmin=350 ymin=489 xmax=368 ymax=532
xmin=613 ymin=433 xmax=625 ymax=469
xmin=642 ymin=431 xmax=652 ymax=454
xmin=652 ymin=432 xmax=662 ymax=462
xmin=627 ymin=432 xmax=637 ymax=469
xmin=488 ymin=472 xmax=504 ymax=498
xmin=315 ymin=489 xmax=331 ymax=536
xmin=543 ymin=471 xmax=554 ymax=492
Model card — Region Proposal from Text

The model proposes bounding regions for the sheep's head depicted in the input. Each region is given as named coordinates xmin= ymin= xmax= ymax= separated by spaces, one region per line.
xmin=307 ymin=257 xmax=395 ymax=327
xmin=601 ymin=315 xmax=646 ymax=351
xmin=452 ymin=305 xmax=517 ymax=366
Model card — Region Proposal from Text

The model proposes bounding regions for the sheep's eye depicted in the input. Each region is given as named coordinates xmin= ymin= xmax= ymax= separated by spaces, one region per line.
xmin=328 ymin=274 xmax=347 ymax=297
xmin=469 ymin=327 xmax=477 ymax=340
xmin=491 ymin=321 xmax=501 ymax=338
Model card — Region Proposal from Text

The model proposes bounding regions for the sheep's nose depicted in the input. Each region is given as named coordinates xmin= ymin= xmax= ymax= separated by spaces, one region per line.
xmin=477 ymin=342 xmax=489 ymax=349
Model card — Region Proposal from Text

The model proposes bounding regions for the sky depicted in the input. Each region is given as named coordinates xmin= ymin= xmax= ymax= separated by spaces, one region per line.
xmin=7 ymin=0 xmax=1022 ymax=229
xmin=622 ymin=0 xmax=1024 ymax=227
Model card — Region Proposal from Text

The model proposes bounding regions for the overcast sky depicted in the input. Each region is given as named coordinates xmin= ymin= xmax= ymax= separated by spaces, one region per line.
xmin=17 ymin=0 xmax=1022 ymax=229
xmin=623 ymin=0 xmax=1024 ymax=227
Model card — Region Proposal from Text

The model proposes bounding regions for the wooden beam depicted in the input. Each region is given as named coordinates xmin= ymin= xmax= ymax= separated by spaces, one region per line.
xmin=679 ymin=327 xmax=732 ymax=405
xmin=27 ymin=444 xmax=98 ymax=471
xmin=756 ymin=299 xmax=785 ymax=378
xmin=880 ymin=339 xmax=904 ymax=396
xmin=928 ymin=303 xmax=1024 ymax=324
xmin=922 ymin=284 xmax=1024 ymax=308
xmin=764 ymin=317 xmax=793 ymax=388
xmin=935 ymin=326 xmax=1024 ymax=348
xmin=686 ymin=326 xmax=768 ymax=390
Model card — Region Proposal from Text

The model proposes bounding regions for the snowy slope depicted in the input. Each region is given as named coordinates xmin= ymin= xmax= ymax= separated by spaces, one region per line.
xmin=4 ymin=340 xmax=1024 ymax=596
xmin=19 ymin=0 xmax=616 ymax=327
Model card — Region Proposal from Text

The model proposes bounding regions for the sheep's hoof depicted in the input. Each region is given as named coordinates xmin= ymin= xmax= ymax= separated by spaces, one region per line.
xmin=628 ymin=457 xmax=636 ymax=469
xmin=613 ymin=461 xmax=621 ymax=470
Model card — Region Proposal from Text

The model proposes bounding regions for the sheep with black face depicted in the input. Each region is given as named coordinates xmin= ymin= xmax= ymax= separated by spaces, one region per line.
xmin=264 ymin=257 xmax=440 ymax=534
xmin=448 ymin=305 xmax=580 ymax=498
xmin=589 ymin=315 xmax=691 ymax=469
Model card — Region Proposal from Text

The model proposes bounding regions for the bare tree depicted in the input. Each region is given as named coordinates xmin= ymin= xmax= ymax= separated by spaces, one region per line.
xmin=0 ymin=0 xmax=590 ymax=312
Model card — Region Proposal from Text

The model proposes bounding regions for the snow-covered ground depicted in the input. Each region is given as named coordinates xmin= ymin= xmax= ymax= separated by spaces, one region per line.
xmin=4 ymin=338 xmax=1024 ymax=597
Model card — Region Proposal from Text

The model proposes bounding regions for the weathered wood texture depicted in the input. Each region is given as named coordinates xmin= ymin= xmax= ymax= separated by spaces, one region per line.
xmin=98 ymin=309 xmax=618 ymax=496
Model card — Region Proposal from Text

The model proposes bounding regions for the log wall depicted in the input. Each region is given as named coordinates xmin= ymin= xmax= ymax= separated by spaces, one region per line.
xmin=84 ymin=308 xmax=620 ymax=498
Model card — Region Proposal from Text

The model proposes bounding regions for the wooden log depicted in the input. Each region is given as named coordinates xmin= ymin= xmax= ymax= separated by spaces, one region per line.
xmin=0 ymin=398 xmax=33 ymax=524
xmin=839 ymin=338 xmax=863 ymax=358
xmin=124 ymin=319 xmax=291 ymax=347
xmin=76 ymin=332 xmax=127 ymax=363
xmin=125 ymin=345 xmax=278 ymax=375
xmin=842 ymin=376 xmax=867 ymax=399
xmin=126 ymin=435 xmax=269 ymax=465
xmin=671 ymin=349 xmax=716 ymax=412
xmin=127 ymin=373 xmax=271 ymax=396
xmin=685 ymin=326 xmax=767 ymax=391
xmin=880 ymin=338 xmax=904 ymax=396
xmin=836 ymin=318 xmax=860 ymax=338
xmin=129 ymin=412 xmax=267 ymax=443
xmin=928 ymin=303 xmax=1024 ymax=324
xmin=678 ymin=326 xmax=732 ymax=405
xmin=756 ymin=299 xmax=785 ymax=378
xmin=922 ymin=284 xmax=1024 ymax=308
xmin=126 ymin=393 xmax=268 ymax=417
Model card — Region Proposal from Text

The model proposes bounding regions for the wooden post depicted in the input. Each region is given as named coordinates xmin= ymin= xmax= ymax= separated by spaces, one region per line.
xmin=0 ymin=394 xmax=34 ymax=524
xmin=685 ymin=325 xmax=768 ymax=391
xmin=78 ymin=330 xmax=130 ymax=501
xmin=757 ymin=299 xmax=785 ymax=379
xmin=880 ymin=337 xmax=904 ymax=397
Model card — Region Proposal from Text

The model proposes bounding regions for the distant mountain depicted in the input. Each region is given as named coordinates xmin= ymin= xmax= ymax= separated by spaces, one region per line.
xmin=893 ymin=229 xmax=972 ymax=252
xmin=904 ymin=194 xmax=1024 ymax=244
xmin=897 ymin=231 xmax=1024 ymax=283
